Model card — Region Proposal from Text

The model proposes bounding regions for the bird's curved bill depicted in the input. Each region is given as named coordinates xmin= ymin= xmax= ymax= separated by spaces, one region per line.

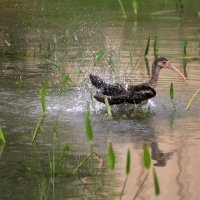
xmin=167 ymin=65 xmax=188 ymax=86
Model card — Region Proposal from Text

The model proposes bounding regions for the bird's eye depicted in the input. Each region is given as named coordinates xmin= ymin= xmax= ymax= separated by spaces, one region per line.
xmin=163 ymin=61 xmax=166 ymax=64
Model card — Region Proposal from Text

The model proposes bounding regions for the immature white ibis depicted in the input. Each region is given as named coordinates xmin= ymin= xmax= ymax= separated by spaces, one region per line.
xmin=89 ymin=57 xmax=187 ymax=105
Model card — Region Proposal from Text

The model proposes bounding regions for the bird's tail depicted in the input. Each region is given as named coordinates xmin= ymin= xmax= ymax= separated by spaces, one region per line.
xmin=89 ymin=74 xmax=106 ymax=89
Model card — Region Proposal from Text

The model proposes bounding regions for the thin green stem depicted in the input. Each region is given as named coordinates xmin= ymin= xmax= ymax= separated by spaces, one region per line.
xmin=186 ymin=88 xmax=200 ymax=110
xmin=133 ymin=171 xmax=149 ymax=200
xmin=118 ymin=0 xmax=127 ymax=18
xmin=119 ymin=176 xmax=128 ymax=200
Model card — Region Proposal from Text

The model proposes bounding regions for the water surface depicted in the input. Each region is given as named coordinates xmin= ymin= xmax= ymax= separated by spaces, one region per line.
xmin=0 ymin=0 xmax=200 ymax=199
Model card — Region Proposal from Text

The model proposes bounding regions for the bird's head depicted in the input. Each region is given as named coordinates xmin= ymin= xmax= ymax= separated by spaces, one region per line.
xmin=153 ymin=57 xmax=188 ymax=85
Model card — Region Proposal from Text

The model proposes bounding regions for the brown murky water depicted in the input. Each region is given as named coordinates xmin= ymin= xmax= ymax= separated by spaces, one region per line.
xmin=0 ymin=0 xmax=200 ymax=199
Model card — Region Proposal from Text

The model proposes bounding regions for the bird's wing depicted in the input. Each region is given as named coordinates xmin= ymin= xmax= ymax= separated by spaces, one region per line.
xmin=89 ymin=74 xmax=106 ymax=89
xmin=94 ymin=85 xmax=156 ymax=105
xmin=89 ymin=74 xmax=125 ymax=95
xmin=126 ymin=83 xmax=156 ymax=104
xmin=94 ymin=92 xmax=129 ymax=105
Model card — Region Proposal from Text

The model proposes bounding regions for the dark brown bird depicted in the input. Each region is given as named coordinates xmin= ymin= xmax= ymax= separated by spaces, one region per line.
xmin=89 ymin=57 xmax=187 ymax=105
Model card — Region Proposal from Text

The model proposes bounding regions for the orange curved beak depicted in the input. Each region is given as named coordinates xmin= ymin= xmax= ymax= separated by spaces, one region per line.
xmin=165 ymin=64 xmax=188 ymax=86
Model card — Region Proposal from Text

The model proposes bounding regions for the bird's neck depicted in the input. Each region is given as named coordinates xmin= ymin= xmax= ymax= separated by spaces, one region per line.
xmin=148 ymin=64 xmax=161 ymax=88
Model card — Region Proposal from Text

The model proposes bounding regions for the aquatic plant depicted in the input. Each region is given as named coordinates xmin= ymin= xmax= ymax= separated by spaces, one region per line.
xmin=132 ymin=0 xmax=138 ymax=15
xmin=133 ymin=145 xmax=160 ymax=199
xmin=183 ymin=40 xmax=188 ymax=58
xmin=85 ymin=103 xmax=94 ymax=142
xmin=40 ymin=81 xmax=48 ymax=113
xmin=185 ymin=88 xmax=200 ymax=110
xmin=45 ymin=59 xmax=74 ymax=91
xmin=176 ymin=0 xmax=184 ymax=14
xmin=144 ymin=36 xmax=151 ymax=56
xmin=183 ymin=59 xmax=188 ymax=78
xmin=0 ymin=128 xmax=6 ymax=143
xmin=73 ymin=104 xmax=102 ymax=175
xmin=153 ymin=168 xmax=160 ymax=196
xmin=108 ymin=142 xmax=115 ymax=200
xmin=32 ymin=113 xmax=46 ymax=144
xmin=133 ymin=146 xmax=151 ymax=200
xmin=153 ymin=36 xmax=158 ymax=59
xmin=117 ymin=0 xmax=127 ymax=18
xmin=108 ymin=143 xmax=115 ymax=170
xmin=105 ymin=97 xmax=112 ymax=119
xmin=120 ymin=149 xmax=131 ymax=200
xmin=94 ymin=48 xmax=106 ymax=65
xmin=144 ymin=57 xmax=150 ymax=76
xmin=39 ymin=177 xmax=48 ymax=200
xmin=170 ymin=83 xmax=176 ymax=110
xmin=143 ymin=145 xmax=151 ymax=169
xmin=48 ymin=118 xmax=70 ymax=176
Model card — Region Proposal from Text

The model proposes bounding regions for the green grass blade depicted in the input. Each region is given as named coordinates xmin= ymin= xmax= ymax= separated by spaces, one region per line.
xmin=153 ymin=168 xmax=160 ymax=196
xmin=170 ymin=82 xmax=174 ymax=100
xmin=61 ymin=145 xmax=70 ymax=161
xmin=105 ymin=97 xmax=112 ymax=118
xmin=186 ymin=88 xmax=200 ymax=110
xmin=0 ymin=143 xmax=5 ymax=159
xmin=144 ymin=57 xmax=150 ymax=76
xmin=118 ymin=0 xmax=127 ymax=18
xmin=126 ymin=149 xmax=131 ymax=175
xmin=40 ymin=177 xmax=47 ymax=200
xmin=143 ymin=146 xmax=151 ymax=169
xmin=183 ymin=40 xmax=188 ymax=57
xmin=108 ymin=143 xmax=115 ymax=170
xmin=61 ymin=75 xmax=70 ymax=91
xmin=183 ymin=59 xmax=188 ymax=77
xmin=153 ymin=36 xmax=158 ymax=59
xmin=132 ymin=0 xmax=138 ymax=15
xmin=45 ymin=59 xmax=62 ymax=70
xmin=144 ymin=36 xmax=151 ymax=56
xmin=0 ymin=128 xmax=6 ymax=143
xmin=32 ymin=113 xmax=46 ymax=144
xmin=40 ymin=81 xmax=48 ymax=113
xmin=85 ymin=103 xmax=93 ymax=142
xmin=94 ymin=48 xmax=106 ymax=63
xmin=133 ymin=172 xmax=149 ymax=200
xmin=170 ymin=83 xmax=176 ymax=110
